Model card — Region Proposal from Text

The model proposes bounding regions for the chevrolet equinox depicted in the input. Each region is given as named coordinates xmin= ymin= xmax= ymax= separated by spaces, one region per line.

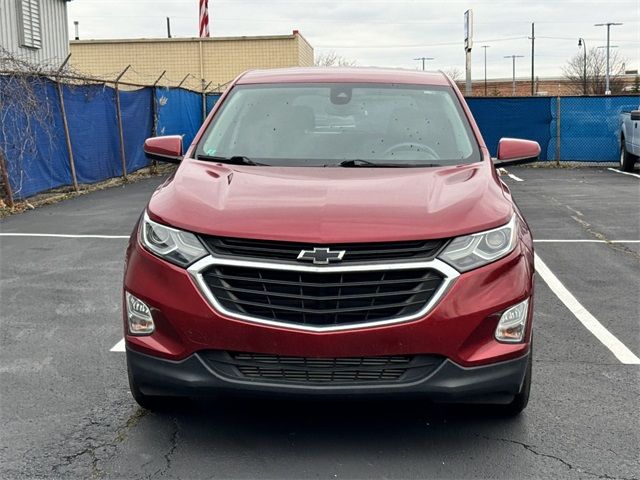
xmin=124 ymin=68 xmax=540 ymax=415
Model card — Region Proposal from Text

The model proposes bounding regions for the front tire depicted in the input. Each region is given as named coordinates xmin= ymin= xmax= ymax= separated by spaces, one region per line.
xmin=620 ymin=139 xmax=637 ymax=172
xmin=500 ymin=352 xmax=532 ymax=416
xmin=127 ymin=362 xmax=175 ymax=411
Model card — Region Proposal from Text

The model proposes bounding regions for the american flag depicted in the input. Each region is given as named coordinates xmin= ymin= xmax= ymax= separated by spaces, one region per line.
xmin=199 ymin=0 xmax=210 ymax=38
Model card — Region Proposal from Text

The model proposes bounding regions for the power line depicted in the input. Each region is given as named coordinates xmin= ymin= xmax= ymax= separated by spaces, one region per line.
xmin=317 ymin=36 xmax=528 ymax=49
xmin=413 ymin=56 xmax=434 ymax=71
xmin=504 ymin=55 xmax=525 ymax=95
xmin=595 ymin=22 xmax=623 ymax=94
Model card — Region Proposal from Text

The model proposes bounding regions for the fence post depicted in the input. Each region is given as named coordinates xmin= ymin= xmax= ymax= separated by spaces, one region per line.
xmin=202 ymin=80 xmax=212 ymax=121
xmin=0 ymin=149 xmax=14 ymax=208
xmin=177 ymin=74 xmax=190 ymax=89
xmin=55 ymin=54 xmax=79 ymax=192
xmin=151 ymin=70 xmax=166 ymax=138
xmin=555 ymin=96 xmax=561 ymax=166
xmin=150 ymin=70 xmax=166 ymax=174
xmin=114 ymin=65 xmax=131 ymax=180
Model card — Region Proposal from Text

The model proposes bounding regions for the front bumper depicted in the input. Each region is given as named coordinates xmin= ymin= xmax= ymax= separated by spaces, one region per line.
xmin=127 ymin=348 xmax=530 ymax=404
xmin=124 ymin=237 xmax=534 ymax=367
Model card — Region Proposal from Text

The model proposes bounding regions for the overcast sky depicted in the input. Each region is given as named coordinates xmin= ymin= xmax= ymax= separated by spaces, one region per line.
xmin=68 ymin=0 xmax=639 ymax=79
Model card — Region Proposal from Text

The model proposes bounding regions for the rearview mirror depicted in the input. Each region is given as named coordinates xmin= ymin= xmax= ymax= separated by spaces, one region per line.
xmin=143 ymin=135 xmax=183 ymax=164
xmin=494 ymin=138 xmax=541 ymax=166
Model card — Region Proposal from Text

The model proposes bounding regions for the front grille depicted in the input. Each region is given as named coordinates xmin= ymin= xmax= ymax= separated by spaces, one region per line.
xmin=234 ymin=353 xmax=412 ymax=382
xmin=201 ymin=264 xmax=444 ymax=327
xmin=200 ymin=236 xmax=447 ymax=264
xmin=199 ymin=351 xmax=445 ymax=386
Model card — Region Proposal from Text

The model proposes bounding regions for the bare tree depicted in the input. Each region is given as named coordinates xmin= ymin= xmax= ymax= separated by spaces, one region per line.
xmin=442 ymin=67 xmax=463 ymax=83
xmin=0 ymin=48 xmax=61 ymax=205
xmin=562 ymin=47 xmax=626 ymax=95
xmin=315 ymin=51 xmax=357 ymax=67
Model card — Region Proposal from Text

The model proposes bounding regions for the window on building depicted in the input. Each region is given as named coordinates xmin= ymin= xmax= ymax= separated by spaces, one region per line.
xmin=17 ymin=0 xmax=42 ymax=49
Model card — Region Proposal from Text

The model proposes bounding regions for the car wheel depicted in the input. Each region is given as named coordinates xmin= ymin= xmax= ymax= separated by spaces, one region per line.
xmin=127 ymin=363 xmax=175 ymax=411
xmin=500 ymin=352 xmax=532 ymax=416
xmin=620 ymin=140 xmax=637 ymax=173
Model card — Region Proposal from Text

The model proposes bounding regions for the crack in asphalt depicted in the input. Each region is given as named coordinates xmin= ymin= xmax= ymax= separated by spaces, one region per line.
xmin=52 ymin=446 xmax=101 ymax=479
xmin=542 ymin=192 xmax=639 ymax=260
xmin=46 ymin=404 xmax=148 ymax=479
xmin=146 ymin=416 xmax=180 ymax=479
xmin=481 ymin=436 xmax=639 ymax=480
xmin=540 ymin=194 xmax=640 ymax=262
xmin=569 ymin=215 xmax=640 ymax=261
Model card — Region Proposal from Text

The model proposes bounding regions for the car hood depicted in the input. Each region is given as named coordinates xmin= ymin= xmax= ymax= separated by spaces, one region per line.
xmin=148 ymin=160 xmax=513 ymax=243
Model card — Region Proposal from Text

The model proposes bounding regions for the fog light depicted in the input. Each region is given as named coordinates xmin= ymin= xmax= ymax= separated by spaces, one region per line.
xmin=495 ymin=299 xmax=529 ymax=343
xmin=126 ymin=292 xmax=155 ymax=335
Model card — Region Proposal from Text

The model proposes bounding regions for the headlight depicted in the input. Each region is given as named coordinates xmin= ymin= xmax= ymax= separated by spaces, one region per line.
xmin=139 ymin=212 xmax=207 ymax=267
xmin=438 ymin=215 xmax=518 ymax=272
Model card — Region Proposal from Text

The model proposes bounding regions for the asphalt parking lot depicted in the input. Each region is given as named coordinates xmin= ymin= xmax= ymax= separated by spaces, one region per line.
xmin=1 ymin=166 xmax=638 ymax=479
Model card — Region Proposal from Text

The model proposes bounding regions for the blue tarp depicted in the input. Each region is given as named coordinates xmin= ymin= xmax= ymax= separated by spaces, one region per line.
xmin=206 ymin=93 xmax=221 ymax=114
xmin=64 ymin=84 xmax=152 ymax=182
xmin=0 ymin=76 xmax=71 ymax=198
xmin=62 ymin=84 xmax=121 ymax=182
xmin=1 ymin=76 xmax=638 ymax=199
xmin=467 ymin=97 xmax=553 ymax=161
xmin=155 ymin=87 xmax=202 ymax=149
xmin=549 ymin=96 xmax=640 ymax=161
xmin=0 ymin=78 xmax=153 ymax=199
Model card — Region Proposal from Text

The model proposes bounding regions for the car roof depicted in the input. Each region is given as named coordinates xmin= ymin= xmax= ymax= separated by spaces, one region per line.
xmin=236 ymin=67 xmax=451 ymax=86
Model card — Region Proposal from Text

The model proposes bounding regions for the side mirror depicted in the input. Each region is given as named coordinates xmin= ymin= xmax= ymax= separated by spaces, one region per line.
xmin=143 ymin=135 xmax=183 ymax=164
xmin=630 ymin=110 xmax=640 ymax=121
xmin=495 ymin=138 xmax=541 ymax=166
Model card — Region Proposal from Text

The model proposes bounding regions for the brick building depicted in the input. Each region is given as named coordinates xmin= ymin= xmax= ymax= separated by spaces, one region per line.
xmin=68 ymin=30 xmax=313 ymax=90
xmin=459 ymin=75 xmax=639 ymax=97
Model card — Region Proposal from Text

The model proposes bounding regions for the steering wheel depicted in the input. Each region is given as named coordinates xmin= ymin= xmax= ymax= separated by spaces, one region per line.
xmin=382 ymin=142 xmax=439 ymax=159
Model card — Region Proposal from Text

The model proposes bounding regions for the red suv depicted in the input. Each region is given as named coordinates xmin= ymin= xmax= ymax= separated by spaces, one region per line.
xmin=124 ymin=68 xmax=540 ymax=415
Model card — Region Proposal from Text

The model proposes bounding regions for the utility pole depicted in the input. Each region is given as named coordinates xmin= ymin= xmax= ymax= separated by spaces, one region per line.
xmin=166 ymin=17 xmax=172 ymax=38
xmin=414 ymin=57 xmax=434 ymax=71
xmin=529 ymin=23 xmax=535 ymax=96
xmin=504 ymin=55 xmax=524 ymax=95
xmin=464 ymin=9 xmax=473 ymax=96
xmin=595 ymin=22 xmax=623 ymax=94
xmin=482 ymin=45 xmax=490 ymax=95
xmin=73 ymin=21 xmax=79 ymax=40
xmin=578 ymin=38 xmax=587 ymax=94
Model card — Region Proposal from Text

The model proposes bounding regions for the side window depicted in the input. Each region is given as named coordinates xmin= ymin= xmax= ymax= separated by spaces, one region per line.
xmin=17 ymin=0 xmax=42 ymax=50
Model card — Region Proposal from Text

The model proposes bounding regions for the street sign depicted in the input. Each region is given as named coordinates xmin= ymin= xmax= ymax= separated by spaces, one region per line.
xmin=464 ymin=9 xmax=473 ymax=51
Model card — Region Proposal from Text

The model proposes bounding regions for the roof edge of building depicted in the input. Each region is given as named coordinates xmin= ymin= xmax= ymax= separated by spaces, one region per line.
xmin=292 ymin=30 xmax=313 ymax=52
xmin=70 ymin=34 xmax=298 ymax=45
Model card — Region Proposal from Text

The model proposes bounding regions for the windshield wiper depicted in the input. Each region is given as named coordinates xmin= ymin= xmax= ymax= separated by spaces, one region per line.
xmin=196 ymin=154 xmax=266 ymax=166
xmin=337 ymin=159 xmax=439 ymax=168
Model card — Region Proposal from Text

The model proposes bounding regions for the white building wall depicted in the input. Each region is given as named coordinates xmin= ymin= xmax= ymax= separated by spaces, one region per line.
xmin=0 ymin=0 xmax=70 ymax=66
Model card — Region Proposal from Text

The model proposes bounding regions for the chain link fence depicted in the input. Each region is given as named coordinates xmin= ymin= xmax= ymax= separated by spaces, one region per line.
xmin=0 ymin=70 xmax=222 ymax=207
xmin=467 ymin=95 xmax=639 ymax=166
xmin=1 ymin=73 xmax=639 ymax=207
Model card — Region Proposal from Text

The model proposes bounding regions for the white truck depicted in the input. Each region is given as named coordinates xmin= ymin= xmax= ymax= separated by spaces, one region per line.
xmin=619 ymin=108 xmax=640 ymax=172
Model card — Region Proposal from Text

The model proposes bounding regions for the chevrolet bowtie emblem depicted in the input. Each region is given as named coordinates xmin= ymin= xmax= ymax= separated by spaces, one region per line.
xmin=297 ymin=247 xmax=346 ymax=265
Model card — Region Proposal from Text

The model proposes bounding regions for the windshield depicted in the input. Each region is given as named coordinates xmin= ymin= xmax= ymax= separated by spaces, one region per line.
xmin=196 ymin=83 xmax=481 ymax=167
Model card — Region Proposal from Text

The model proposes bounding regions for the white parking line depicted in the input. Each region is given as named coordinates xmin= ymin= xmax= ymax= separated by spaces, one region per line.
xmin=498 ymin=168 xmax=524 ymax=182
xmin=607 ymin=167 xmax=640 ymax=179
xmin=507 ymin=173 xmax=524 ymax=182
xmin=111 ymin=254 xmax=640 ymax=362
xmin=110 ymin=338 xmax=126 ymax=352
xmin=0 ymin=233 xmax=129 ymax=239
xmin=534 ymin=253 xmax=640 ymax=365
xmin=534 ymin=239 xmax=640 ymax=243
xmin=5 ymin=231 xmax=634 ymax=360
